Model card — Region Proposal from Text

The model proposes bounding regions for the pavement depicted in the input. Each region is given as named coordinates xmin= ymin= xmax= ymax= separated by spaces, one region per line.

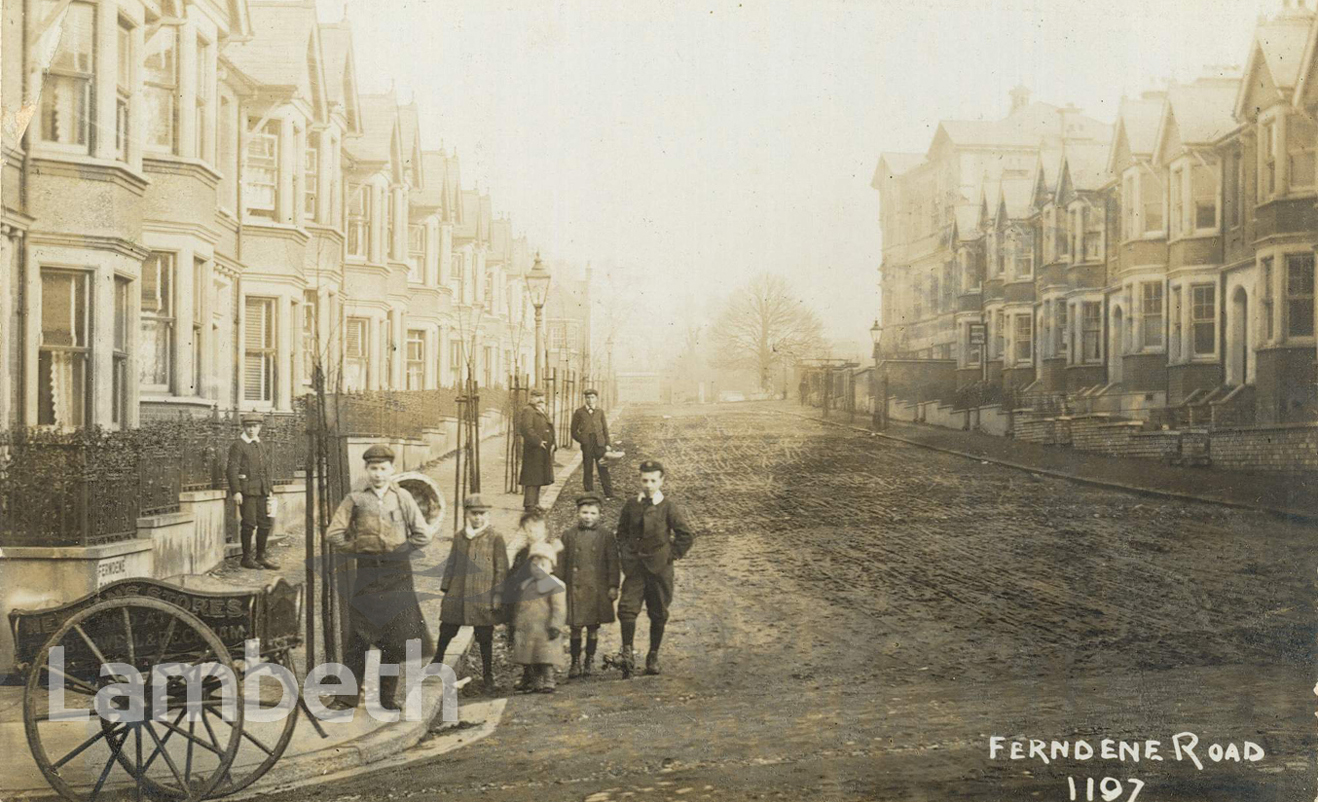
xmin=773 ymin=401 xmax=1318 ymax=521
xmin=0 ymin=417 xmax=595 ymax=800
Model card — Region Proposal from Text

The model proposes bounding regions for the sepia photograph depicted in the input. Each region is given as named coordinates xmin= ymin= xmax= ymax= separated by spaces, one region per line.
xmin=0 ymin=0 xmax=1316 ymax=800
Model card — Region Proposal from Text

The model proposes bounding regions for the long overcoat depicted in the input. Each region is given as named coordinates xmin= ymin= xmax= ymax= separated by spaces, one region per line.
xmin=440 ymin=527 xmax=509 ymax=627
xmin=555 ymin=525 xmax=620 ymax=627
xmin=510 ymin=574 xmax=566 ymax=667
xmin=518 ymin=404 xmax=556 ymax=487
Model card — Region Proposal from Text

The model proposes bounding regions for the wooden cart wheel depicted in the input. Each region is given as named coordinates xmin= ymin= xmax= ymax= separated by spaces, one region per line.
xmin=198 ymin=649 xmax=302 ymax=798
xmin=23 ymin=597 xmax=244 ymax=802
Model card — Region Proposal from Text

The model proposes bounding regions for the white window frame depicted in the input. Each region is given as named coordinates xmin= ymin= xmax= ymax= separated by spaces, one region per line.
xmin=38 ymin=267 xmax=93 ymax=429
xmin=39 ymin=0 xmax=96 ymax=154
xmin=1190 ymin=283 xmax=1217 ymax=358
xmin=405 ymin=329 xmax=425 ymax=390
xmin=244 ymin=122 xmax=279 ymax=219
xmin=143 ymin=23 xmax=180 ymax=155
xmin=140 ymin=252 xmax=176 ymax=392
xmin=345 ymin=316 xmax=369 ymax=391
xmin=243 ymin=296 xmax=277 ymax=405
xmin=1139 ymin=281 xmax=1164 ymax=351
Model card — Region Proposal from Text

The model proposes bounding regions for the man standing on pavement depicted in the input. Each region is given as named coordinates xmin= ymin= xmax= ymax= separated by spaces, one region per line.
xmin=226 ymin=412 xmax=279 ymax=570
xmin=615 ymin=460 xmax=695 ymax=678
xmin=518 ymin=389 xmax=556 ymax=511
xmin=570 ymin=388 xmax=613 ymax=498
xmin=324 ymin=445 xmax=432 ymax=711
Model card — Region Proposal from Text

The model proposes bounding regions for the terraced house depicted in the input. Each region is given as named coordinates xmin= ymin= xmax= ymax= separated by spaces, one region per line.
xmin=1 ymin=0 xmax=553 ymax=432
xmin=871 ymin=3 xmax=1318 ymax=432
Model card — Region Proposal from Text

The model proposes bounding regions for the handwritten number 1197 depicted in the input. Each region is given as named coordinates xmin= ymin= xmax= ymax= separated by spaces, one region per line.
xmin=1067 ymin=777 xmax=1144 ymax=802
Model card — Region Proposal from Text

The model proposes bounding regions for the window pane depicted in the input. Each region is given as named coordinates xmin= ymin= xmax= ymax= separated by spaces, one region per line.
xmin=1142 ymin=172 xmax=1163 ymax=231
xmin=244 ymin=129 xmax=279 ymax=215
xmin=1192 ymin=163 xmax=1217 ymax=230
xmin=41 ymin=271 xmax=85 ymax=347
xmin=1142 ymin=283 xmax=1164 ymax=347
xmin=48 ymin=2 xmax=94 ymax=72
xmin=1192 ymin=285 xmax=1216 ymax=356
xmin=143 ymin=26 xmax=178 ymax=151
xmin=1289 ymin=115 xmax=1316 ymax=189
xmin=1287 ymin=253 xmax=1315 ymax=337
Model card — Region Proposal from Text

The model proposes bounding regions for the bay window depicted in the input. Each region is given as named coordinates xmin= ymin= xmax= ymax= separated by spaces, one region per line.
xmin=1286 ymin=252 xmax=1314 ymax=337
xmin=1084 ymin=203 xmax=1103 ymax=261
xmin=1288 ymin=115 xmax=1315 ymax=191
xmin=1261 ymin=257 xmax=1275 ymax=341
xmin=192 ymin=258 xmax=205 ymax=395
xmin=1141 ymin=169 xmax=1164 ymax=233
xmin=1192 ymin=162 xmax=1218 ymax=231
xmin=196 ymin=37 xmax=211 ymax=161
xmin=347 ymin=183 xmax=368 ymax=257
xmin=1011 ymin=230 xmax=1032 ymax=278
xmin=38 ymin=269 xmax=91 ymax=428
xmin=1191 ymin=285 xmax=1216 ymax=357
xmin=143 ymin=25 xmax=179 ymax=154
xmin=113 ymin=276 xmax=130 ymax=425
xmin=345 ymin=317 xmax=368 ymax=391
xmin=1055 ymin=301 xmax=1068 ymax=360
xmin=302 ymin=291 xmax=318 ymax=384
xmin=1169 ymin=167 xmax=1184 ymax=239
xmin=140 ymin=253 xmax=175 ymax=390
xmin=1056 ymin=207 xmax=1069 ymax=260
xmin=243 ymin=297 xmax=276 ymax=404
xmin=304 ymin=132 xmax=319 ymax=221
xmin=40 ymin=1 xmax=95 ymax=151
xmin=406 ymin=330 xmax=425 ymax=390
xmin=408 ymin=224 xmax=425 ymax=283
xmin=1122 ymin=173 xmax=1136 ymax=241
xmin=1081 ymin=302 xmax=1102 ymax=363
xmin=116 ymin=18 xmax=133 ymax=162
xmin=1140 ymin=282 xmax=1164 ymax=349
xmin=1013 ymin=314 xmax=1032 ymax=364
xmin=1169 ymin=286 xmax=1183 ymax=362
xmin=243 ymin=121 xmax=279 ymax=218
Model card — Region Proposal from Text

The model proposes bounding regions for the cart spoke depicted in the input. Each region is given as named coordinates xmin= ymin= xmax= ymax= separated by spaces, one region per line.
xmin=138 ymin=708 xmax=186 ymax=776
xmin=41 ymin=662 xmax=101 ymax=696
xmin=122 ymin=608 xmax=136 ymax=667
xmin=134 ymin=724 xmax=143 ymax=802
xmin=184 ymin=719 xmax=196 ymax=786
xmin=73 ymin=624 xmax=116 ymax=678
xmin=154 ymin=617 xmax=178 ymax=664
xmin=200 ymin=703 xmax=238 ymax=790
xmin=155 ymin=716 xmax=226 ymax=757
xmin=51 ymin=723 xmax=122 ymax=770
xmin=142 ymin=720 xmax=189 ymax=791
xmin=88 ymin=727 xmax=130 ymax=802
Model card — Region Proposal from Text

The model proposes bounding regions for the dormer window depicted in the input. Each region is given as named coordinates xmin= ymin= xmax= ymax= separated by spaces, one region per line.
xmin=1121 ymin=174 xmax=1136 ymax=241
xmin=243 ymin=120 xmax=279 ymax=219
xmin=1191 ymin=162 xmax=1218 ymax=231
xmin=1261 ymin=119 xmax=1277 ymax=198
xmin=1288 ymin=115 xmax=1315 ymax=191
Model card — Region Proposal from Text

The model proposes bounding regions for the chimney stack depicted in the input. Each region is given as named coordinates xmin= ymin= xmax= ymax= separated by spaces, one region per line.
xmin=1009 ymin=85 xmax=1031 ymax=114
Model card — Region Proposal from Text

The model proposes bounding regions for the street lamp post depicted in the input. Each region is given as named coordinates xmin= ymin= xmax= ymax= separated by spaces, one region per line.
xmin=525 ymin=253 xmax=552 ymax=387
xmin=870 ymin=319 xmax=886 ymax=430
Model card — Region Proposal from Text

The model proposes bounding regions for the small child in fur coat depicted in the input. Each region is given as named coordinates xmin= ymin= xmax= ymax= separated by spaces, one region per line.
xmin=509 ymin=540 xmax=567 ymax=692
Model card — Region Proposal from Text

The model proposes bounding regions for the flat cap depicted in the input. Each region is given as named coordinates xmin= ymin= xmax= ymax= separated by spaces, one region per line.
xmin=362 ymin=444 xmax=395 ymax=463
xmin=529 ymin=389 xmax=546 ymax=399
xmin=638 ymin=459 xmax=665 ymax=475
xmin=463 ymin=493 xmax=492 ymax=511
xmin=575 ymin=493 xmax=603 ymax=508
xmin=240 ymin=412 xmax=264 ymax=424
xmin=583 ymin=388 xmax=599 ymax=397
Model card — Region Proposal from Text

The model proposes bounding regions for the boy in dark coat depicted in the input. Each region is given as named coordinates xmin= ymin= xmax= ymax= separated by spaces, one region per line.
xmin=615 ymin=460 xmax=695 ymax=678
xmin=570 ymin=389 xmax=613 ymax=498
xmin=518 ymin=390 xmax=556 ymax=511
xmin=434 ymin=494 xmax=509 ymax=694
xmin=226 ymin=412 xmax=279 ymax=569
xmin=556 ymin=493 xmax=620 ymax=678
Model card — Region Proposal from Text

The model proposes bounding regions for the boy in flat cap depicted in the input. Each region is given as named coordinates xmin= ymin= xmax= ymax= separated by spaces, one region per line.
xmin=518 ymin=389 xmax=556 ymax=512
xmin=324 ymin=444 xmax=433 ymax=710
xmin=556 ymin=493 xmax=620 ymax=679
xmin=434 ymin=494 xmax=509 ymax=694
xmin=227 ymin=412 xmax=278 ymax=569
xmin=615 ymin=460 xmax=694 ymax=678
xmin=570 ymin=389 xmax=613 ymax=498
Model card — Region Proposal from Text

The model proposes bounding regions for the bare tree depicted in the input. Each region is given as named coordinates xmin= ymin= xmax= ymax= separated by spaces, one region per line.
xmin=709 ymin=273 xmax=826 ymax=392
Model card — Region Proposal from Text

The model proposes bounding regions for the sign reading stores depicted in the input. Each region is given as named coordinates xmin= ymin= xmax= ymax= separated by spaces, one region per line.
xmin=43 ymin=639 xmax=457 ymax=724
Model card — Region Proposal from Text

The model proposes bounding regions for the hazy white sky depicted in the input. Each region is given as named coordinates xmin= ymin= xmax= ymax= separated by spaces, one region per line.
xmin=321 ymin=0 xmax=1266 ymax=343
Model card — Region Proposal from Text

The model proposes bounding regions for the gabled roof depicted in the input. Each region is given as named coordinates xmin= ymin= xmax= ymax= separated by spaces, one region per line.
xmin=1155 ymin=77 xmax=1240 ymax=162
xmin=350 ymin=93 xmax=401 ymax=165
xmin=999 ymin=176 xmax=1035 ymax=219
xmin=1237 ymin=13 xmax=1314 ymax=119
xmin=1030 ymin=145 xmax=1064 ymax=209
xmin=488 ymin=219 xmax=512 ymax=262
xmin=454 ymin=189 xmax=480 ymax=239
xmin=412 ymin=150 xmax=448 ymax=210
xmin=224 ymin=2 xmax=328 ymax=121
xmin=399 ymin=103 xmax=422 ymax=189
xmin=1106 ymin=93 xmax=1165 ymax=174
xmin=929 ymin=101 xmax=1110 ymax=157
xmin=1292 ymin=12 xmax=1318 ymax=108
xmin=871 ymin=152 xmax=925 ymax=189
xmin=1062 ymin=142 xmax=1113 ymax=193
xmin=478 ymin=195 xmax=493 ymax=243
xmin=951 ymin=206 xmax=979 ymax=243
xmin=319 ymin=23 xmax=361 ymax=135
xmin=977 ymin=177 xmax=1001 ymax=229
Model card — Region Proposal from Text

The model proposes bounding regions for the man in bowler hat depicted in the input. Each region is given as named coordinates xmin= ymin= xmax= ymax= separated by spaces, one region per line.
xmin=570 ymin=389 xmax=613 ymax=498
xmin=227 ymin=412 xmax=279 ymax=569
xmin=324 ymin=444 xmax=432 ymax=710
xmin=518 ymin=389 xmax=556 ymax=511
xmin=615 ymin=459 xmax=694 ymax=677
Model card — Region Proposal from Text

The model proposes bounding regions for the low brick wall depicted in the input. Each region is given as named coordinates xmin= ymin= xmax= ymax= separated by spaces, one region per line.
xmin=1015 ymin=418 xmax=1056 ymax=445
xmin=1209 ymin=424 xmax=1318 ymax=473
